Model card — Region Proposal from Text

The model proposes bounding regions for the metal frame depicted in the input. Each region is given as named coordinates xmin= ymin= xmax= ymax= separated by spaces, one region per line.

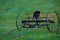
xmin=16 ymin=11 xmax=60 ymax=33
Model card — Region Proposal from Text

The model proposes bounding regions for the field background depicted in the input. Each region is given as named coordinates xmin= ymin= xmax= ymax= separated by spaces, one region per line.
xmin=0 ymin=0 xmax=60 ymax=40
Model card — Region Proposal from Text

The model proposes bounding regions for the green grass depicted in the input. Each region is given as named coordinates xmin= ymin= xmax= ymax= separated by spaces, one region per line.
xmin=0 ymin=0 xmax=60 ymax=40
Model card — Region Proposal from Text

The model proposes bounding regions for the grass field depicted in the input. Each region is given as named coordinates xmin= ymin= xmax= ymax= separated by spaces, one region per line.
xmin=0 ymin=0 xmax=60 ymax=40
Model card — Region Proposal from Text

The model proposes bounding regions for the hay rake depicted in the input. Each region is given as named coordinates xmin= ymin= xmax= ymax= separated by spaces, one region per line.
xmin=0 ymin=10 xmax=59 ymax=38
xmin=16 ymin=11 xmax=60 ymax=33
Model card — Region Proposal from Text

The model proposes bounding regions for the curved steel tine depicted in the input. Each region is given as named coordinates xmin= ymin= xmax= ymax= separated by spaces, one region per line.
xmin=16 ymin=14 xmax=20 ymax=31
xmin=45 ymin=11 xmax=51 ymax=32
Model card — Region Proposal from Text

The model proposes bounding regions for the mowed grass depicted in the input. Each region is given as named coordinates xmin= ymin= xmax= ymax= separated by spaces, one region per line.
xmin=0 ymin=0 xmax=60 ymax=40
